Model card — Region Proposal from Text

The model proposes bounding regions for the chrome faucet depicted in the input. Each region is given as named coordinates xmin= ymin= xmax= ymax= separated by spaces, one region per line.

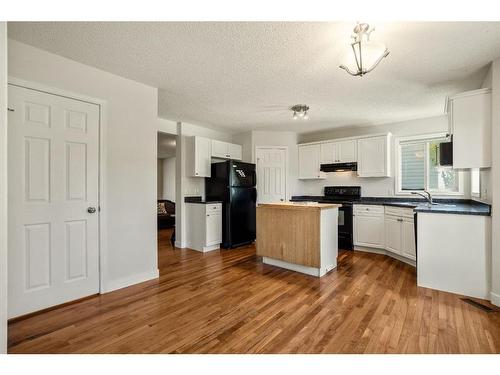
xmin=411 ymin=190 xmax=433 ymax=205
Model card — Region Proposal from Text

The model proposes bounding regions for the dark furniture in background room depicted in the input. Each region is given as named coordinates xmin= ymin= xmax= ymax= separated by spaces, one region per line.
xmin=158 ymin=199 xmax=175 ymax=229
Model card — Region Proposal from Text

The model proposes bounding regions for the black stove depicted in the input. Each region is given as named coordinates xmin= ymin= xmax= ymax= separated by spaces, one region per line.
xmin=290 ymin=186 xmax=361 ymax=250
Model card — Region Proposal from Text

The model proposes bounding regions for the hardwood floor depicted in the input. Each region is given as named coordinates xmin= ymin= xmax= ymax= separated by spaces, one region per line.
xmin=8 ymin=228 xmax=500 ymax=353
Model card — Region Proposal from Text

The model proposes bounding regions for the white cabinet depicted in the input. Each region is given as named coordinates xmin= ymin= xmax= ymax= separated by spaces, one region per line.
xmin=353 ymin=205 xmax=385 ymax=248
xmin=401 ymin=218 xmax=416 ymax=260
xmin=211 ymin=140 xmax=242 ymax=160
xmin=448 ymin=88 xmax=491 ymax=169
xmin=320 ymin=140 xmax=357 ymax=164
xmin=185 ymin=203 xmax=222 ymax=252
xmin=298 ymin=144 xmax=325 ymax=179
xmin=320 ymin=142 xmax=336 ymax=164
xmin=187 ymin=136 xmax=212 ymax=177
xmin=357 ymin=134 xmax=391 ymax=177
xmin=384 ymin=207 xmax=415 ymax=260
xmin=385 ymin=215 xmax=402 ymax=254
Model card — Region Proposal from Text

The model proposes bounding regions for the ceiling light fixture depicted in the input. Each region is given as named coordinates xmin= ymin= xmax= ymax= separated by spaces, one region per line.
xmin=290 ymin=104 xmax=309 ymax=121
xmin=339 ymin=22 xmax=389 ymax=77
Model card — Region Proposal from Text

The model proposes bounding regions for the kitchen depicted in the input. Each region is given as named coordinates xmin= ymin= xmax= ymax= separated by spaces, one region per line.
xmin=183 ymin=85 xmax=492 ymax=303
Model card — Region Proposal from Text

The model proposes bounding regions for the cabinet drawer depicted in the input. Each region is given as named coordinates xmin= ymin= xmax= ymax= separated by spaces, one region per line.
xmin=206 ymin=203 xmax=222 ymax=213
xmin=354 ymin=205 xmax=384 ymax=214
xmin=385 ymin=206 xmax=414 ymax=218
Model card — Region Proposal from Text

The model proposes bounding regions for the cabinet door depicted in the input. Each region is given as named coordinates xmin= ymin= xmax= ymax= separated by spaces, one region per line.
xmin=195 ymin=137 xmax=211 ymax=177
xmin=452 ymin=90 xmax=491 ymax=168
xmin=357 ymin=136 xmax=389 ymax=177
xmin=385 ymin=216 xmax=402 ymax=255
xmin=228 ymin=143 xmax=242 ymax=160
xmin=212 ymin=140 xmax=229 ymax=158
xmin=401 ymin=218 xmax=416 ymax=260
xmin=320 ymin=142 xmax=336 ymax=164
xmin=354 ymin=214 xmax=385 ymax=248
xmin=337 ymin=140 xmax=357 ymax=163
xmin=298 ymin=144 xmax=322 ymax=179
xmin=205 ymin=212 xmax=222 ymax=246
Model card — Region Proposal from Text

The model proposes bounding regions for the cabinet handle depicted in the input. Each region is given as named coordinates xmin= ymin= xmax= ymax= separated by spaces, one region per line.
xmin=397 ymin=218 xmax=403 ymax=222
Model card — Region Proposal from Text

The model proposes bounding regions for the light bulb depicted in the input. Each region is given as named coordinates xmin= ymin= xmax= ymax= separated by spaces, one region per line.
xmin=298 ymin=111 xmax=305 ymax=117
xmin=303 ymin=112 xmax=309 ymax=120
xmin=293 ymin=112 xmax=298 ymax=120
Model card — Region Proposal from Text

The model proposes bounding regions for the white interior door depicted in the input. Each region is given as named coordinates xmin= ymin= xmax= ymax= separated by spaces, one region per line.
xmin=8 ymin=84 xmax=100 ymax=318
xmin=255 ymin=147 xmax=286 ymax=204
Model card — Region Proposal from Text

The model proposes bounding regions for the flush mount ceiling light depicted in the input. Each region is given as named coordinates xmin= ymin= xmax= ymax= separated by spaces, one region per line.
xmin=339 ymin=22 xmax=390 ymax=77
xmin=290 ymin=104 xmax=309 ymax=120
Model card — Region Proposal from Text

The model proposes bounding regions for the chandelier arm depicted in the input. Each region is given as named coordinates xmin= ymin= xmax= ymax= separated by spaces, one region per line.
xmin=362 ymin=48 xmax=390 ymax=74
xmin=339 ymin=64 xmax=361 ymax=76
xmin=351 ymin=42 xmax=362 ymax=73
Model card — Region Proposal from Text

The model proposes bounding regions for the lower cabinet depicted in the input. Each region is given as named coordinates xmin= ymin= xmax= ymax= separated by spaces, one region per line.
xmin=353 ymin=205 xmax=385 ymax=248
xmin=185 ymin=203 xmax=222 ymax=252
xmin=354 ymin=204 xmax=416 ymax=263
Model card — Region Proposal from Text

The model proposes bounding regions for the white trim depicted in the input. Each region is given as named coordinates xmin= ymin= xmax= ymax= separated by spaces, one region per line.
xmin=298 ymin=132 xmax=391 ymax=146
xmin=394 ymin=133 xmax=464 ymax=197
xmin=354 ymin=246 xmax=416 ymax=267
xmin=8 ymin=77 xmax=110 ymax=294
xmin=255 ymin=145 xmax=288 ymax=200
xmin=101 ymin=268 xmax=159 ymax=293
xmin=490 ymin=291 xmax=500 ymax=307
xmin=449 ymin=87 xmax=491 ymax=101
xmin=263 ymin=257 xmax=336 ymax=277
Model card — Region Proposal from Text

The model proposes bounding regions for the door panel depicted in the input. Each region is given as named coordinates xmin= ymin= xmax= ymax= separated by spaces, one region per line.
xmin=206 ymin=213 xmax=222 ymax=246
xmin=8 ymin=84 xmax=100 ymax=318
xmin=354 ymin=215 xmax=385 ymax=248
xmin=402 ymin=218 xmax=416 ymax=260
xmin=385 ymin=217 xmax=402 ymax=254
xmin=337 ymin=140 xmax=357 ymax=163
xmin=256 ymin=148 xmax=286 ymax=203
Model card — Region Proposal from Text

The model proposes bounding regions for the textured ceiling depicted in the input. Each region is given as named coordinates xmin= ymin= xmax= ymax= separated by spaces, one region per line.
xmin=157 ymin=132 xmax=177 ymax=158
xmin=8 ymin=22 xmax=500 ymax=134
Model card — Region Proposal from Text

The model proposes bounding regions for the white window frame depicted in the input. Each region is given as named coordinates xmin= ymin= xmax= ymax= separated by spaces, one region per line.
xmin=471 ymin=168 xmax=481 ymax=198
xmin=395 ymin=133 xmax=464 ymax=196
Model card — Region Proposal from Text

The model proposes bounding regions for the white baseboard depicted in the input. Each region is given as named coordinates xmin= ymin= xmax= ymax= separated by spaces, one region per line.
xmin=354 ymin=246 xmax=416 ymax=267
xmin=490 ymin=291 xmax=500 ymax=307
xmin=101 ymin=268 xmax=159 ymax=293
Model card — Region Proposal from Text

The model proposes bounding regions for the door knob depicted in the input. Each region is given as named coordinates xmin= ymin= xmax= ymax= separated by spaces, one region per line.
xmin=87 ymin=207 xmax=97 ymax=214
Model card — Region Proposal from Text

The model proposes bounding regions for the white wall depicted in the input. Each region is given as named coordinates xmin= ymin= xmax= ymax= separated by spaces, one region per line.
xmin=490 ymin=58 xmax=500 ymax=306
xmin=162 ymin=157 xmax=176 ymax=202
xmin=296 ymin=116 xmax=471 ymax=198
xmin=479 ymin=65 xmax=493 ymax=203
xmin=0 ymin=22 xmax=8 ymax=354
xmin=8 ymin=39 xmax=165 ymax=292
xmin=157 ymin=159 xmax=164 ymax=199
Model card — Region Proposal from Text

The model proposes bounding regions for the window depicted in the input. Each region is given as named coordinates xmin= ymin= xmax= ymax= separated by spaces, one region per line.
xmin=397 ymin=135 xmax=461 ymax=195
xmin=471 ymin=168 xmax=480 ymax=197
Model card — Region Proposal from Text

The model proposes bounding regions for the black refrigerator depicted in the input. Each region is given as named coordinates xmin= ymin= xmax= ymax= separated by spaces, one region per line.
xmin=205 ymin=160 xmax=256 ymax=249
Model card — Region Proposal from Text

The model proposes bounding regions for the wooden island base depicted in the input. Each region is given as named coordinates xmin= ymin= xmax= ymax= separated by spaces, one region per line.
xmin=256 ymin=202 xmax=341 ymax=277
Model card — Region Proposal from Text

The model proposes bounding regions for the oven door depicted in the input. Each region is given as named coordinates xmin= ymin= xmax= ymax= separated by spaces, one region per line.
xmin=338 ymin=205 xmax=353 ymax=250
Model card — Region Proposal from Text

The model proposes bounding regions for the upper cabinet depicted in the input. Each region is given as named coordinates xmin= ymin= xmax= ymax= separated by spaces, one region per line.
xmin=320 ymin=139 xmax=357 ymax=164
xmin=211 ymin=140 xmax=242 ymax=160
xmin=298 ymin=144 xmax=325 ymax=179
xmin=187 ymin=136 xmax=212 ymax=177
xmin=357 ymin=134 xmax=391 ymax=177
xmin=188 ymin=137 xmax=242 ymax=177
xmin=448 ymin=88 xmax=491 ymax=169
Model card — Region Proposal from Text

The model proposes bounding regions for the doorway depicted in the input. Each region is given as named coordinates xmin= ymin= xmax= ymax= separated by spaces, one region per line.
xmin=7 ymin=84 xmax=101 ymax=318
xmin=157 ymin=132 xmax=177 ymax=249
xmin=255 ymin=147 xmax=287 ymax=204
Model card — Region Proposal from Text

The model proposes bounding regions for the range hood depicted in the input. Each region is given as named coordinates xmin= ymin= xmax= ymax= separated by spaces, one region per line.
xmin=320 ymin=162 xmax=358 ymax=172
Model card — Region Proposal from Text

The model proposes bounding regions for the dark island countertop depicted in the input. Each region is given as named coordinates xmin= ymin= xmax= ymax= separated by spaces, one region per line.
xmin=290 ymin=196 xmax=491 ymax=216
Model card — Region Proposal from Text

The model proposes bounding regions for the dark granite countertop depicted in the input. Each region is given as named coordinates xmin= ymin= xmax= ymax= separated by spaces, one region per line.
xmin=290 ymin=195 xmax=491 ymax=216
xmin=184 ymin=196 xmax=222 ymax=204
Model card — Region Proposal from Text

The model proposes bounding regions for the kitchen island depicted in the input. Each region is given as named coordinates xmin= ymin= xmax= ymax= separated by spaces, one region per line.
xmin=256 ymin=202 xmax=341 ymax=277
